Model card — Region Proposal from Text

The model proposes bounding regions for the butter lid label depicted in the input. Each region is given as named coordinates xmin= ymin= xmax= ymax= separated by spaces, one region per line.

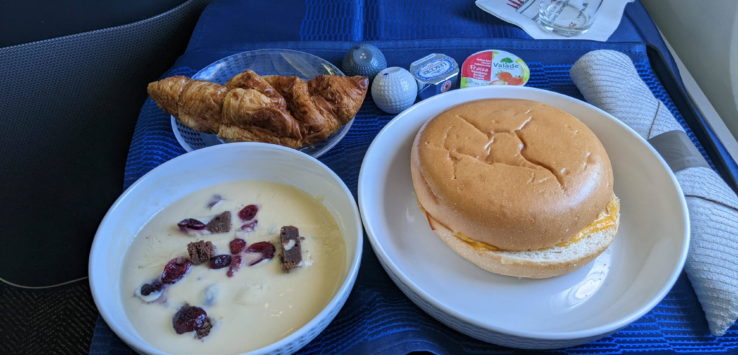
xmin=410 ymin=53 xmax=459 ymax=81
xmin=414 ymin=56 xmax=455 ymax=80
xmin=461 ymin=50 xmax=529 ymax=88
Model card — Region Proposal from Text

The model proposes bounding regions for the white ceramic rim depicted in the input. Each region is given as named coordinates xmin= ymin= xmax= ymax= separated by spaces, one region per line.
xmin=89 ymin=142 xmax=364 ymax=354
xmin=358 ymin=85 xmax=690 ymax=341
xmin=170 ymin=48 xmax=354 ymax=158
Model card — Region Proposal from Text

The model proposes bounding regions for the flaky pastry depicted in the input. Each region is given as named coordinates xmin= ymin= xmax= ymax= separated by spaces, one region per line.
xmin=147 ymin=70 xmax=368 ymax=148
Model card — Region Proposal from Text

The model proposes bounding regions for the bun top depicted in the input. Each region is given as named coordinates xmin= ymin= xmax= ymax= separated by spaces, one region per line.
xmin=411 ymin=99 xmax=614 ymax=251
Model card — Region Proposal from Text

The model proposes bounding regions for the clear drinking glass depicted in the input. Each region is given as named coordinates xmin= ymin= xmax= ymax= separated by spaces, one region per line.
xmin=537 ymin=0 xmax=604 ymax=37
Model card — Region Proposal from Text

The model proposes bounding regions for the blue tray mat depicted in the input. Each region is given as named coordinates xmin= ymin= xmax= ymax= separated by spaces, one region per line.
xmin=90 ymin=40 xmax=738 ymax=354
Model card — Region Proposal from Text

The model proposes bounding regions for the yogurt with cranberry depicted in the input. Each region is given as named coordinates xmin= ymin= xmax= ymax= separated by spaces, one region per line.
xmin=121 ymin=180 xmax=346 ymax=354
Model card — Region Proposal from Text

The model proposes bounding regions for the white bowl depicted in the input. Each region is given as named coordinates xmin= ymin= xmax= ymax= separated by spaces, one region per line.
xmin=89 ymin=143 xmax=363 ymax=354
xmin=358 ymin=86 xmax=689 ymax=349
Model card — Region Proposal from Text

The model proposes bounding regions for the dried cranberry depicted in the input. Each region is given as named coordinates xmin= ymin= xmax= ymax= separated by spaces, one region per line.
xmin=177 ymin=218 xmax=206 ymax=232
xmin=240 ymin=219 xmax=258 ymax=232
xmin=245 ymin=241 xmax=276 ymax=266
xmin=209 ymin=255 xmax=231 ymax=269
xmin=136 ymin=280 xmax=166 ymax=303
xmin=172 ymin=304 xmax=210 ymax=336
xmin=229 ymin=238 xmax=246 ymax=254
xmin=238 ymin=204 xmax=258 ymax=220
xmin=227 ymin=255 xmax=242 ymax=277
xmin=140 ymin=280 xmax=163 ymax=296
xmin=161 ymin=257 xmax=192 ymax=284
xmin=245 ymin=241 xmax=275 ymax=257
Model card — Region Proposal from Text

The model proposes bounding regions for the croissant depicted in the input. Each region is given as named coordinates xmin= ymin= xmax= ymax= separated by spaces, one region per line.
xmin=147 ymin=70 xmax=368 ymax=148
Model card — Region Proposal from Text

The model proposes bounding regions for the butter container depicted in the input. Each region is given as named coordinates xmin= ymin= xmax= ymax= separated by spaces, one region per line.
xmin=410 ymin=53 xmax=459 ymax=100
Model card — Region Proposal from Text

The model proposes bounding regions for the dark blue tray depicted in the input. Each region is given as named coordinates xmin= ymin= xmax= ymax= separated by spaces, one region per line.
xmin=90 ymin=1 xmax=738 ymax=354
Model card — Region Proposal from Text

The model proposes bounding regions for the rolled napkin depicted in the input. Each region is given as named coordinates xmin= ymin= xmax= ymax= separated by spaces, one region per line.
xmin=571 ymin=50 xmax=738 ymax=336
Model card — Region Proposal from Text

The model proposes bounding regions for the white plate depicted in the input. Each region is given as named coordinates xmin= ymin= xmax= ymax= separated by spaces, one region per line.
xmin=89 ymin=143 xmax=363 ymax=354
xmin=358 ymin=86 xmax=689 ymax=349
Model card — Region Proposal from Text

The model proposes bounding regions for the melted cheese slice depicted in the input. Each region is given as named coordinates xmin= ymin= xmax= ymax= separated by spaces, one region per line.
xmin=450 ymin=199 xmax=619 ymax=252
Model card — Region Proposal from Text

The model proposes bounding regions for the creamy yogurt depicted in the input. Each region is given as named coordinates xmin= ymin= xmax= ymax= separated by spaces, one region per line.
xmin=121 ymin=180 xmax=346 ymax=355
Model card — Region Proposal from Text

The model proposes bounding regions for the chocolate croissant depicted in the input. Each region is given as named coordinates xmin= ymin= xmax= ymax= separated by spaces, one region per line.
xmin=147 ymin=70 xmax=368 ymax=148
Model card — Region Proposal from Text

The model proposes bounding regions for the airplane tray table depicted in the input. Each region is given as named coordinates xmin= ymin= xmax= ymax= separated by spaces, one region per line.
xmin=90 ymin=0 xmax=738 ymax=353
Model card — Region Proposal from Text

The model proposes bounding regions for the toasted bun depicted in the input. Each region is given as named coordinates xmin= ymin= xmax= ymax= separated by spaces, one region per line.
xmin=411 ymin=99 xmax=614 ymax=251
xmin=422 ymin=197 xmax=619 ymax=278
